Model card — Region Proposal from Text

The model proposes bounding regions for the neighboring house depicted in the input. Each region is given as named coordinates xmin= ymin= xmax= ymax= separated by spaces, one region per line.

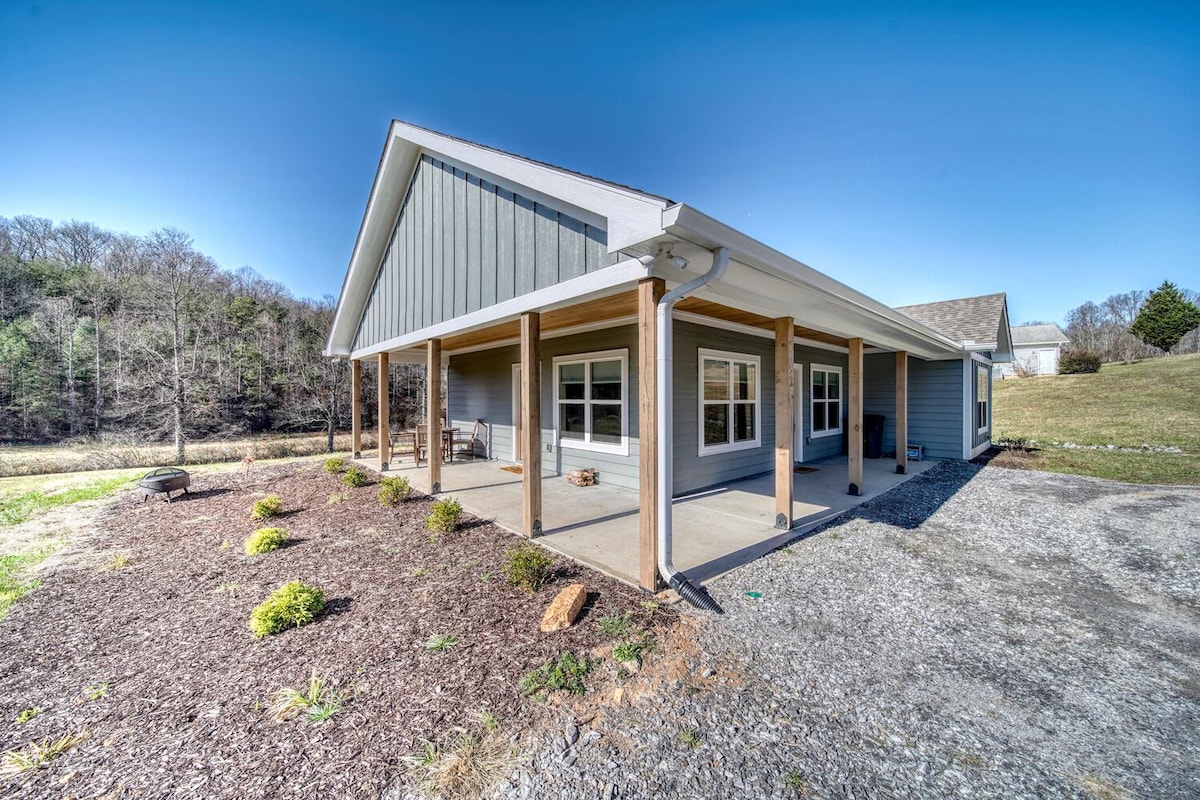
xmin=994 ymin=323 xmax=1070 ymax=377
xmin=326 ymin=121 xmax=1012 ymax=591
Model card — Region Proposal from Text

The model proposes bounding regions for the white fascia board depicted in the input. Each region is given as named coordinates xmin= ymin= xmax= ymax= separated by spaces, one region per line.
xmin=349 ymin=258 xmax=650 ymax=360
xmin=660 ymin=204 xmax=965 ymax=358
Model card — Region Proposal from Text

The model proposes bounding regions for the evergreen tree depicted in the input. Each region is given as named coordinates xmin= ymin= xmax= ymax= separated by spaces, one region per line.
xmin=1129 ymin=281 xmax=1200 ymax=354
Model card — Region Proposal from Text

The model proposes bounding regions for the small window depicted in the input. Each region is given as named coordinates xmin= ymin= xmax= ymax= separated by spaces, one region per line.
xmin=553 ymin=350 xmax=628 ymax=454
xmin=699 ymin=349 xmax=760 ymax=455
xmin=811 ymin=365 xmax=843 ymax=438
xmin=976 ymin=363 xmax=990 ymax=433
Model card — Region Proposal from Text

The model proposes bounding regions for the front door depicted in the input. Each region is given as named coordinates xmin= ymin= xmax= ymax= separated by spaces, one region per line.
xmin=792 ymin=365 xmax=805 ymax=463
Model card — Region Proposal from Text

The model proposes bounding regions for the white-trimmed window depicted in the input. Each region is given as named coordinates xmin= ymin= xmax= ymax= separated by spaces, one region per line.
xmin=810 ymin=365 xmax=843 ymax=438
xmin=699 ymin=349 xmax=760 ymax=455
xmin=976 ymin=363 xmax=990 ymax=434
xmin=553 ymin=349 xmax=628 ymax=455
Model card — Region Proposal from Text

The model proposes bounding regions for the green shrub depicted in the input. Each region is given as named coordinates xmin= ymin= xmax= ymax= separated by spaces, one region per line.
xmin=251 ymin=494 xmax=283 ymax=520
xmin=520 ymin=652 xmax=595 ymax=700
xmin=1059 ymin=349 xmax=1102 ymax=374
xmin=503 ymin=542 xmax=553 ymax=593
xmin=342 ymin=465 xmax=369 ymax=488
xmin=248 ymin=580 xmax=326 ymax=638
xmin=378 ymin=476 xmax=412 ymax=507
xmin=426 ymin=497 xmax=463 ymax=534
xmin=244 ymin=527 xmax=287 ymax=555
xmin=322 ymin=457 xmax=346 ymax=475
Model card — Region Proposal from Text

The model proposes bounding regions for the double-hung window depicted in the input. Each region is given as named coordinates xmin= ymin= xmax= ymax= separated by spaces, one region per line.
xmin=699 ymin=349 xmax=760 ymax=455
xmin=810 ymin=365 xmax=843 ymax=437
xmin=553 ymin=349 xmax=628 ymax=455
xmin=976 ymin=363 xmax=990 ymax=433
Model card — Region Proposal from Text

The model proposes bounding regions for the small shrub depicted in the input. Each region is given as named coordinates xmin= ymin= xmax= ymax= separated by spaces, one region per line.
xmin=251 ymin=494 xmax=283 ymax=520
xmin=245 ymin=527 xmax=287 ymax=555
xmin=426 ymin=497 xmax=463 ymax=535
xmin=0 ymin=732 xmax=87 ymax=777
xmin=248 ymin=581 xmax=326 ymax=638
xmin=503 ymin=542 xmax=553 ymax=593
xmin=424 ymin=633 xmax=458 ymax=653
xmin=598 ymin=611 xmax=633 ymax=637
xmin=269 ymin=671 xmax=344 ymax=724
xmin=1059 ymin=349 xmax=1102 ymax=374
xmin=342 ymin=465 xmax=369 ymax=488
xmin=378 ymin=476 xmax=412 ymax=507
xmin=322 ymin=457 xmax=346 ymax=475
xmin=520 ymin=652 xmax=595 ymax=700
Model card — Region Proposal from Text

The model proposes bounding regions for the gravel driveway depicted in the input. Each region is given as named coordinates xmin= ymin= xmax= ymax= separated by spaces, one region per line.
xmin=514 ymin=461 xmax=1200 ymax=799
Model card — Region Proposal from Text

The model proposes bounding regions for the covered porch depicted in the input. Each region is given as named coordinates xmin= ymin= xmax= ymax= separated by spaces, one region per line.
xmin=353 ymin=452 xmax=938 ymax=587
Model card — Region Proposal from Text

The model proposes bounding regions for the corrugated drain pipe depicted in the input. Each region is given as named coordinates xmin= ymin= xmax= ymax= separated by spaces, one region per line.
xmin=656 ymin=246 xmax=728 ymax=613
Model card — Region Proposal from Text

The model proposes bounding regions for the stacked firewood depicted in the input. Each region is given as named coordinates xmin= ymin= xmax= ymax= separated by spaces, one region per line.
xmin=565 ymin=468 xmax=597 ymax=487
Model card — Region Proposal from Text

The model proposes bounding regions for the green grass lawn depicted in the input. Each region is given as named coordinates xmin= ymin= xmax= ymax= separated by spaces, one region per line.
xmin=993 ymin=353 xmax=1200 ymax=485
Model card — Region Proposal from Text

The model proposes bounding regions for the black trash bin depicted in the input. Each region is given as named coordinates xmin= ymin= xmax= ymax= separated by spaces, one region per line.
xmin=863 ymin=414 xmax=885 ymax=459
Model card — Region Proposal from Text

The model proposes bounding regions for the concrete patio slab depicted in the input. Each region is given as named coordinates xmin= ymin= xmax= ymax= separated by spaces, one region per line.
xmin=357 ymin=452 xmax=938 ymax=587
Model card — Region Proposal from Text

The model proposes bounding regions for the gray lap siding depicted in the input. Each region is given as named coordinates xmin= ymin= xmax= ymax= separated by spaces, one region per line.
xmin=862 ymin=354 xmax=964 ymax=461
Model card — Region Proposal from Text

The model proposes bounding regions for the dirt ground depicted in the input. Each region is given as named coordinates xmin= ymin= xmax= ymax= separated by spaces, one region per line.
xmin=0 ymin=461 xmax=664 ymax=798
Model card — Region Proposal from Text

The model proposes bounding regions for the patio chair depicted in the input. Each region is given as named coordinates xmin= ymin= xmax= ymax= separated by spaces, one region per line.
xmin=389 ymin=427 xmax=416 ymax=463
xmin=451 ymin=419 xmax=486 ymax=460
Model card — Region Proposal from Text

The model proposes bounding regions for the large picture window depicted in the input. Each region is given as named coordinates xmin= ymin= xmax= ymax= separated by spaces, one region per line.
xmin=811 ymin=365 xmax=843 ymax=438
xmin=553 ymin=349 xmax=628 ymax=455
xmin=976 ymin=363 xmax=990 ymax=433
xmin=699 ymin=349 xmax=760 ymax=455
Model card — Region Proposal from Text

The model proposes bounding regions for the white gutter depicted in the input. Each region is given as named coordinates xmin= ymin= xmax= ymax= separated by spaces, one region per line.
xmin=655 ymin=247 xmax=728 ymax=612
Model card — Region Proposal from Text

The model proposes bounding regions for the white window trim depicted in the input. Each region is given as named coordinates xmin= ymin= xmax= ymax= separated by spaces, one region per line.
xmin=975 ymin=362 xmax=991 ymax=435
xmin=810 ymin=363 xmax=844 ymax=439
xmin=697 ymin=348 xmax=761 ymax=457
xmin=552 ymin=348 xmax=629 ymax=456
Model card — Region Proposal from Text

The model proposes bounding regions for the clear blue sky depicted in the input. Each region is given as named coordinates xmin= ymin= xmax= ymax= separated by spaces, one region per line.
xmin=2 ymin=1 xmax=1196 ymax=326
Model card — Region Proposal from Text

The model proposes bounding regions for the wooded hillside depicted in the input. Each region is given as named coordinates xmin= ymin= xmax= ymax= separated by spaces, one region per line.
xmin=0 ymin=215 xmax=394 ymax=457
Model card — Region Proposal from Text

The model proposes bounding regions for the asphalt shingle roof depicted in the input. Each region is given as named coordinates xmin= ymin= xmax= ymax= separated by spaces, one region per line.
xmin=1010 ymin=323 xmax=1070 ymax=345
xmin=895 ymin=293 xmax=1007 ymax=345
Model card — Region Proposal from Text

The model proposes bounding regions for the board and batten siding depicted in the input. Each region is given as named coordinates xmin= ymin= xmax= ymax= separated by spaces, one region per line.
xmin=353 ymin=154 xmax=618 ymax=352
xmin=794 ymin=344 xmax=849 ymax=463
xmin=894 ymin=357 xmax=964 ymax=460
xmin=446 ymin=326 xmax=641 ymax=490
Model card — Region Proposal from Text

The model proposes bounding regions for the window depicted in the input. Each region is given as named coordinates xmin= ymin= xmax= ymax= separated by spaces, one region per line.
xmin=699 ymin=349 xmax=760 ymax=455
xmin=810 ymin=365 xmax=843 ymax=438
xmin=553 ymin=349 xmax=628 ymax=455
xmin=976 ymin=363 xmax=990 ymax=433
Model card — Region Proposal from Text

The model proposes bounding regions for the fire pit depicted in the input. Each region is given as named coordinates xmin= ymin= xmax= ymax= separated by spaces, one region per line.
xmin=139 ymin=467 xmax=191 ymax=502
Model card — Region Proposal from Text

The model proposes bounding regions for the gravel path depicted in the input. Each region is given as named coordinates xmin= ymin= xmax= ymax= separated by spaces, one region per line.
xmin=511 ymin=462 xmax=1200 ymax=799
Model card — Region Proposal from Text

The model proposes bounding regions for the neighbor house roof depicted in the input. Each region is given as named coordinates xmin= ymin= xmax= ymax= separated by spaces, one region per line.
xmin=1010 ymin=323 xmax=1070 ymax=346
xmin=896 ymin=293 xmax=1012 ymax=356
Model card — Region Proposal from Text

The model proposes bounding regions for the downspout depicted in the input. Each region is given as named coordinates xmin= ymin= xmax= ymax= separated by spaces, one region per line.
xmin=656 ymin=246 xmax=728 ymax=613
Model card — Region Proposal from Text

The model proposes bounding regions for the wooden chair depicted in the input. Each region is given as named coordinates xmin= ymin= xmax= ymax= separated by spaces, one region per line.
xmin=389 ymin=427 xmax=416 ymax=463
xmin=451 ymin=420 xmax=485 ymax=460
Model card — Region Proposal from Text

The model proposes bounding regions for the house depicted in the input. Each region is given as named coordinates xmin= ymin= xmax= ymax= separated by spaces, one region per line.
xmin=326 ymin=121 xmax=1012 ymax=594
xmin=994 ymin=323 xmax=1070 ymax=377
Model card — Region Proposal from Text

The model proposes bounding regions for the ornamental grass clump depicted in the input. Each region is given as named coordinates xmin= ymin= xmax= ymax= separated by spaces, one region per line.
xmin=503 ymin=542 xmax=553 ymax=593
xmin=378 ymin=476 xmax=412 ymax=507
xmin=322 ymin=457 xmax=345 ymax=475
xmin=342 ymin=464 xmax=369 ymax=488
xmin=244 ymin=527 xmax=287 ymax=555
xmin=248 ymin=581 xmax=326 ymax=638
xmin=426 ymin=497 xmax=463 ymax=534
xmin=251 ymin=494 xmax=283 ymax=521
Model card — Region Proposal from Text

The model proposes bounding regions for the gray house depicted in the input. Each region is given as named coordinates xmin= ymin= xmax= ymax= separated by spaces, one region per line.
xmin=995 ymin=323 xmax=1070 ymax=377
xmin=326 ymin=121 xmax=1012 ymax=591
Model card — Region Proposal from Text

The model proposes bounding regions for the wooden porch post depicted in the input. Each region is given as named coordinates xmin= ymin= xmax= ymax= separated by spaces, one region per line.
xmin=377 ymin=352 xmax=389 ymax=472
xmin=351 ymin=358 xmax=362 ymax=458
xmin=774 ymin=317 xmax=795 ymax=529
xmin=520 ymin=312 xmax=542 ymax=537
xmin=847 ymin=337 xmax=864 ymax=496
xmin=638 ymin=278 xmax=665 ymax=591
xmin=895 ymin=351 xmax=908 ymax=475
xmin=427 ymin=339 xmax=442 ymax=493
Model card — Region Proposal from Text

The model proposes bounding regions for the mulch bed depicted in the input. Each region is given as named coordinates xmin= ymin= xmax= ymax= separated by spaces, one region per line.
xmin=0 ymin=461 xmax=663 ymax=798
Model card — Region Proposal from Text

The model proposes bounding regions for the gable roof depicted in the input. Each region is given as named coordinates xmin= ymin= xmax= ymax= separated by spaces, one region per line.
xmin=1011 ymin=323 xmax=1070 ymax=346
xmin=896 ymin=293 xmax=1012 ymax=353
